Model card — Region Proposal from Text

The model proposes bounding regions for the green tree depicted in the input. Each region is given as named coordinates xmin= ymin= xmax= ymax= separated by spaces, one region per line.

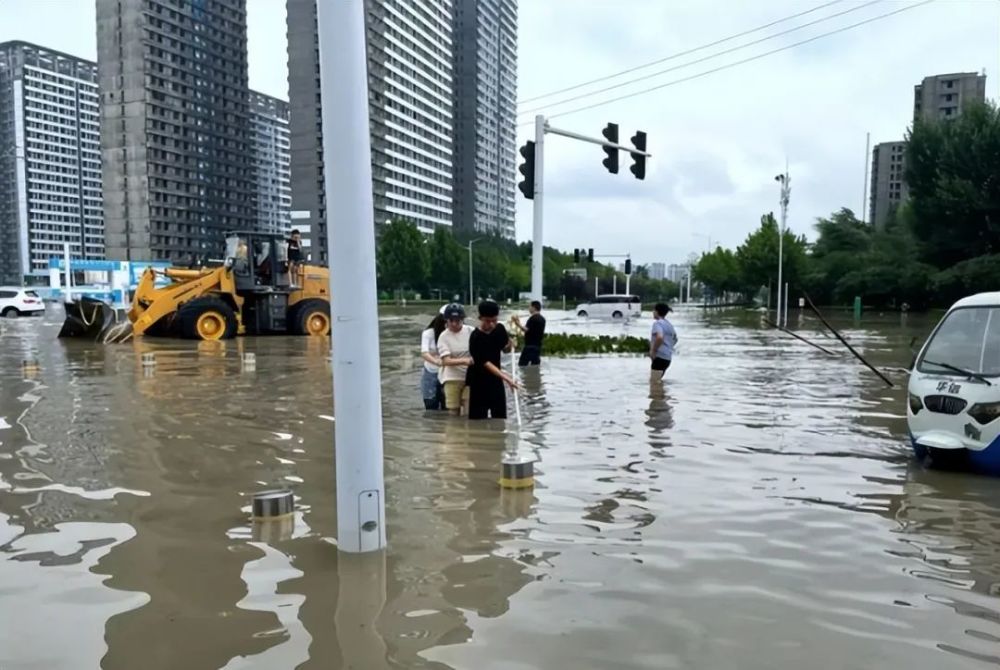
xmin=802 ymin=208 xmax=871 ymax=305
xmin=734 ymin=213 xmax=808 ymax=298
xmin=906 ymin=101 xmax=1000 ymax=267
xmin=427 ymin=227 xmax=464 ymax=293
xmin=693 ymin=246 xmax=740 ymax=298
xmin=376 ymin=219 xmax=429 ymax=291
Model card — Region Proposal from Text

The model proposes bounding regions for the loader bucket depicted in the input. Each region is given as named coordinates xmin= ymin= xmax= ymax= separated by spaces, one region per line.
xmin=58 ymin=298 xmax=123 ymax=341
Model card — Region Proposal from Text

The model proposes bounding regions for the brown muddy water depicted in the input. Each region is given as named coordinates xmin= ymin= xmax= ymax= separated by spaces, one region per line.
xmin=1 ymin=306 xmax=999 ymax=670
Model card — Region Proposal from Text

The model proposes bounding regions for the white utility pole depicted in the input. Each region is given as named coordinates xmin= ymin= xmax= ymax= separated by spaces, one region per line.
xmin=686 ymin=272 xmax=692 ymax=304
xmin=467 ymin=237 xmax=483 ymax=305
xmin=775 ymin=171 xmax=791 ymax=328
xmin=527 ymin=116 xmax=651 ymax=304
xmin=529 ymin=115 xmax=546 ymax=303
xmin=317 ymin=0 xmax=385 ymax=554
xmin=861 ymin=133 xmax=870 ymax=224
xmin=63 ymin=242 xmax=72 ymax=302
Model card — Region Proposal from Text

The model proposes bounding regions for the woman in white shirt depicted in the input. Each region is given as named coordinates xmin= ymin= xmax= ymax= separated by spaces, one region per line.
xmin=420 ymin=311 xmax=448 ymax=410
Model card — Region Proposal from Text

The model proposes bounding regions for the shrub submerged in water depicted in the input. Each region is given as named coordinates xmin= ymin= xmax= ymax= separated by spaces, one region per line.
xmin=519 ymin=333 xmax=648 ymax=357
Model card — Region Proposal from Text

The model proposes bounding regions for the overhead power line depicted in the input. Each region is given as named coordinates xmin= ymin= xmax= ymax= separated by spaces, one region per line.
xmin=519 ymin=0 xmax=885 ymax=117
xmin=519 ymin=0 xmax=934 ymax=126
xmin=518 ymin=0 xmax=846 ymax=105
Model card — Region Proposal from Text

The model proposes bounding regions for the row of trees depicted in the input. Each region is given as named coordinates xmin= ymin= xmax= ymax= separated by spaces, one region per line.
xmin=375 ymin=222 xmax=679 ymax=302
xmin=693 ymin=101 xmax=1000 ymax=309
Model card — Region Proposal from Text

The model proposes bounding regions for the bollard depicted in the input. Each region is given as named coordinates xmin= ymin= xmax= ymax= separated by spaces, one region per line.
xmin=499 ymin=452 xmax=534 ymax=489
xmin=252 ymin=489 xmax=295 ymax=520
xmin=142 ymin=352 xmax=156 ymax=367
xmin=853 ymin=296 xmax=862 ymax=320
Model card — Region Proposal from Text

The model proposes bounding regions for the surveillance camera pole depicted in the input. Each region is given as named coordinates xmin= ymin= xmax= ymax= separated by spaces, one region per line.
xmin=775 ymin=171 xmax=791 ymax=328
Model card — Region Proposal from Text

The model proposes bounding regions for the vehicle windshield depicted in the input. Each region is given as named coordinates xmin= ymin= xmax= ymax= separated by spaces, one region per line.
xmin=918 ymin=306 xmax=1000 ymax=376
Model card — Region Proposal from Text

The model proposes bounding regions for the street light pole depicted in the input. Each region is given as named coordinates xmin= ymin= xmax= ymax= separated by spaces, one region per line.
xmin=775 ymin=171 xmax=791 ymax=328
xmin=316 ymin=0 xmax=385 ymax=553
xmin=467 ymin=237 xmax=483 ymax=305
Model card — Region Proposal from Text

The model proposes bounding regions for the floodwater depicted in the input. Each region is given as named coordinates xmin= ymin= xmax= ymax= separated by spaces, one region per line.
xmin=1 ymin=305 xmax=999 ymax=670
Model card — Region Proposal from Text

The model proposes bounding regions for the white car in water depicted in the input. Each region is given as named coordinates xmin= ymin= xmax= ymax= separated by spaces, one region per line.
xmin=908 ymin=292 xmax=1000 ymax=476
xmin=574 ymin=294 xmax=641 ymax=319
xmin=0 ymin=287 xmax=45 ymax=318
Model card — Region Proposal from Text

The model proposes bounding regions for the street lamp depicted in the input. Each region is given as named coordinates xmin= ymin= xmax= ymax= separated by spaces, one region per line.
xmin=467 ymin=237 xmax=483 ymax=306
xmin=775 ymin=172 xmax=791 ymax=327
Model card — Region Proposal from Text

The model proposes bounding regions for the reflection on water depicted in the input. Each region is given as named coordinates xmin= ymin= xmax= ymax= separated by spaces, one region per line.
xmin=0 ymin=308 xmax=999 ymax=669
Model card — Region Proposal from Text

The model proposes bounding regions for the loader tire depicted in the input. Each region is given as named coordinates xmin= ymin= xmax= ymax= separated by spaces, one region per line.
xmin=291 ymin=299 xmax=330 ymax=336
xmin=179 ymin=297 xmax=237 ymax=341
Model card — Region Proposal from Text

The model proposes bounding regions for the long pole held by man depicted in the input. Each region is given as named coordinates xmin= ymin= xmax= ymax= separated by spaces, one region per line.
xmin=317 ymin=0 xmax=386 ymax=553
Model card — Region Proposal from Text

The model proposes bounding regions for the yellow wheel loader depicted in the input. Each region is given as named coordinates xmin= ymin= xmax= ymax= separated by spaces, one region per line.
xmin=59 ymin=232 xmax=331 ymax=342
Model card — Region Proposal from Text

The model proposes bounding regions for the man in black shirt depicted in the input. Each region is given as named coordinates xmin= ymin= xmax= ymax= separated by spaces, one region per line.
xmin=467 ymin=300 xmax=518 ymax=420
xmin=512 ymin=300 xmax=546 ymax=366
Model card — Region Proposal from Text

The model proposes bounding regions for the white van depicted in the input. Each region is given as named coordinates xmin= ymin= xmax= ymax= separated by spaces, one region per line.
xmin=0 ymin=287 xmax=45 ymax=318
xmin=574 ymin=294 xmax=641 ymax=319
xmin=907 ymin=292 xmax=1000 ymax=475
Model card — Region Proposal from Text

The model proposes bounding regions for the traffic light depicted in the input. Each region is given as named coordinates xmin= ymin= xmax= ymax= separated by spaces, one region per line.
xmin=574 ymin=248 xmax=581 ymax=263
xmin=601 ymin=123 xmax=619 ymax=174
xmin=624 ymin=258 xmax=632 ymax=275
xmin=629 ymin=131 xmax=647 ymax=180
xmin=587 ymin=248 xmax=594 ymax=263
xmin=518 ymin=140 xmax=535 ymax=199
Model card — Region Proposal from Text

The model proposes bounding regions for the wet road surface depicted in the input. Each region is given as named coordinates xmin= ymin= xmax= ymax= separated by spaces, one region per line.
xmin=1 ymin=306 xmax=998 ymax=669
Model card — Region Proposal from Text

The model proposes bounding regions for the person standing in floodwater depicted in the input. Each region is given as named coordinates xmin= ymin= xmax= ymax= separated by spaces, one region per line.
xmin=437 ymin=303 xmax=474 ymax=415
xmin=419 ymin=309 xmax=448 ymax=410
xmin=467 ymin=300 xmax=518 ymax=420
xmin=650 ymin=302 xmax=677 ymax=381
xmin=511 ymin=300 xmax=546 ymax=366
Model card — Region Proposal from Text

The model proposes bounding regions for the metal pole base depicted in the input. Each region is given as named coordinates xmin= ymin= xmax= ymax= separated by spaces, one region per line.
xmin=499 ymin=454 xmax=535 ymax=490
xmin=252 ymin=489 xmax=295 ymax=520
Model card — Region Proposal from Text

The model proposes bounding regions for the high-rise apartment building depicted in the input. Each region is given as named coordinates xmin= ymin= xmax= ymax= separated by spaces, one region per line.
xmin=914 ymin=72 xmax=987 ymax=123
xmin=451 ymin=0 xmax=517 ymax=238
xmin=96 ymin=0 xmax=256 ymax=262
xmin=869 ymin=141 xmax=908 ymax=228
xmin=868 ymin=72 xmax=988 ymax=228
xmin=287 ymin=0 xmax=455 ymax=262
xmin=248 ymin=90 xmax=290 ymax=237
xmin=649 ymin=262 xmax=666 ymax=281
xmin=0 ymin=41 xmax=102 ymax=285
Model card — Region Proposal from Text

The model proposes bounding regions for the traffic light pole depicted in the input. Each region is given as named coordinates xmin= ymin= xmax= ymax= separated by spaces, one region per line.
xmin=530 ymin=115 xmax=546 ymax=303
xmin=528 ymin=116 xmax=651 ymax=303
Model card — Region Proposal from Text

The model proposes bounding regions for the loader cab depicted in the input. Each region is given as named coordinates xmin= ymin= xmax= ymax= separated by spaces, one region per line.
xmin=224 ymin=231 xmax=290 ymax=293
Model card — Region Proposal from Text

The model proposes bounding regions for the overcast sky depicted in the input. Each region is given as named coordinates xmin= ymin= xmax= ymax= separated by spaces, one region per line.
xmin=1 ymin=0 xmax=998 ymax=266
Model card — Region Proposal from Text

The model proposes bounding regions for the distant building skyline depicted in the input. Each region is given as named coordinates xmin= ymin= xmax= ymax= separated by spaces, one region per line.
xmin=0 ymin=41 xmax=102 ymax=284
xmin=649 ymin=262 xmax=666 ymax=280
